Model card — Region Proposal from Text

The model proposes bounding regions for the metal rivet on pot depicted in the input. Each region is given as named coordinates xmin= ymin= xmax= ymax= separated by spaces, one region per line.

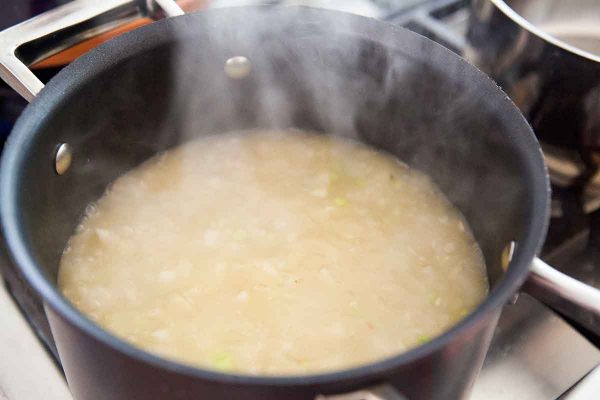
xmin=224 ymin=56 xmax=251 ymax=79
xmin=54 ymin=143 xmax=72 ymax=175
xmin=501 ymin=241 xmax=516 ymax=272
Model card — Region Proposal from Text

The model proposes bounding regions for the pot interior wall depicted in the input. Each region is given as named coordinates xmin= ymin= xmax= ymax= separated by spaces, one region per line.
xmin=14 ymin=9 xmax=539 ymax=300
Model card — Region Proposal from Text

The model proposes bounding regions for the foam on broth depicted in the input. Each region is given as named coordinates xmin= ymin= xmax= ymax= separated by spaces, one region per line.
xmin=59 ymin=130 xmax=488 ymax=375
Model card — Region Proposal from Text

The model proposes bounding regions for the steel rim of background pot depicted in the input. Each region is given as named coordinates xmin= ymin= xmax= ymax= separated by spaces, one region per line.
xmin=488 ymin=0 xmax=600 ymax=64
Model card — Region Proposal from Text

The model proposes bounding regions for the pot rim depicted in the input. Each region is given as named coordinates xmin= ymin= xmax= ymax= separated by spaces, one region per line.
xmin=488 ymin=0 xmax=600 ymax=64
xmin=0 ymin=6 xmax=550 ymax=387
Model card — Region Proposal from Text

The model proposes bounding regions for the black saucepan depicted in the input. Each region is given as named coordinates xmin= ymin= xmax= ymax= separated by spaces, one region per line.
xmin=0 ymin=3 xmax=598 ymax=400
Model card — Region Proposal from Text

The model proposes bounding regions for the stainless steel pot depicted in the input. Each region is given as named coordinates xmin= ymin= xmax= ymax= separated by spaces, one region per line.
xmin=0 ymin=1 xmax=599 ymax=399
xmin=466 ymin=0 xmax=600 ymax=196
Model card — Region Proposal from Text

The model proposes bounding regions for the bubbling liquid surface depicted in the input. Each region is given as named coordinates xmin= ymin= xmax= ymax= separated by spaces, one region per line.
xmin=59 ymin=130 xmax=488 ymax=375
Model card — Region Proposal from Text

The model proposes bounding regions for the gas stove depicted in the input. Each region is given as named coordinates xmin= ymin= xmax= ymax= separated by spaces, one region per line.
xmin=1 ymin=1 xmax=599 ymax=399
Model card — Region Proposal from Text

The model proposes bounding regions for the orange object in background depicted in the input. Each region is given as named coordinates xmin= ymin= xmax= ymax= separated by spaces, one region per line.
xmin=32 ymin=0 xmax=209 ymax=69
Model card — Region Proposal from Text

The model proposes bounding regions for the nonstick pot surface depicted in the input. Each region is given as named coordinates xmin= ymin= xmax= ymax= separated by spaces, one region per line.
xmin=0 ymin=5 xmax=549 ymax=392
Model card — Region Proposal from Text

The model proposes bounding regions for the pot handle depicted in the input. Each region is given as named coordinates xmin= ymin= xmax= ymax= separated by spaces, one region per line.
xmin=525 ymin=257 xmax=600 ymax=336
xmin=0 ymin=0 xmax=183 ymax=102
xmin=316 ymin=384 xmax=407 ymax=400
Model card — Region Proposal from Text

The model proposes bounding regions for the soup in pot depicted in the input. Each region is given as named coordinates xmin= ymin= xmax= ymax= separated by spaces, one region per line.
xmin=59 ymin=130 xmax=488 ymax=375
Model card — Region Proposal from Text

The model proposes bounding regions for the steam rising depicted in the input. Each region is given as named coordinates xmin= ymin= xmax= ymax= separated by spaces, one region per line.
xmin=93 ymin=6 xmax=531 ymax=285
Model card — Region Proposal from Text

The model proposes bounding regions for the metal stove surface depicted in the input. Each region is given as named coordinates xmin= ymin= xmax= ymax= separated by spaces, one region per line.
xmin=1 ymin=1 xmax=599 ymax=399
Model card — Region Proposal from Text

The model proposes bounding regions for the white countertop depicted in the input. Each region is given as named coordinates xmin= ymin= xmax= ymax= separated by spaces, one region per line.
xmin=0 ymin=281 xmax=71 ymax=400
